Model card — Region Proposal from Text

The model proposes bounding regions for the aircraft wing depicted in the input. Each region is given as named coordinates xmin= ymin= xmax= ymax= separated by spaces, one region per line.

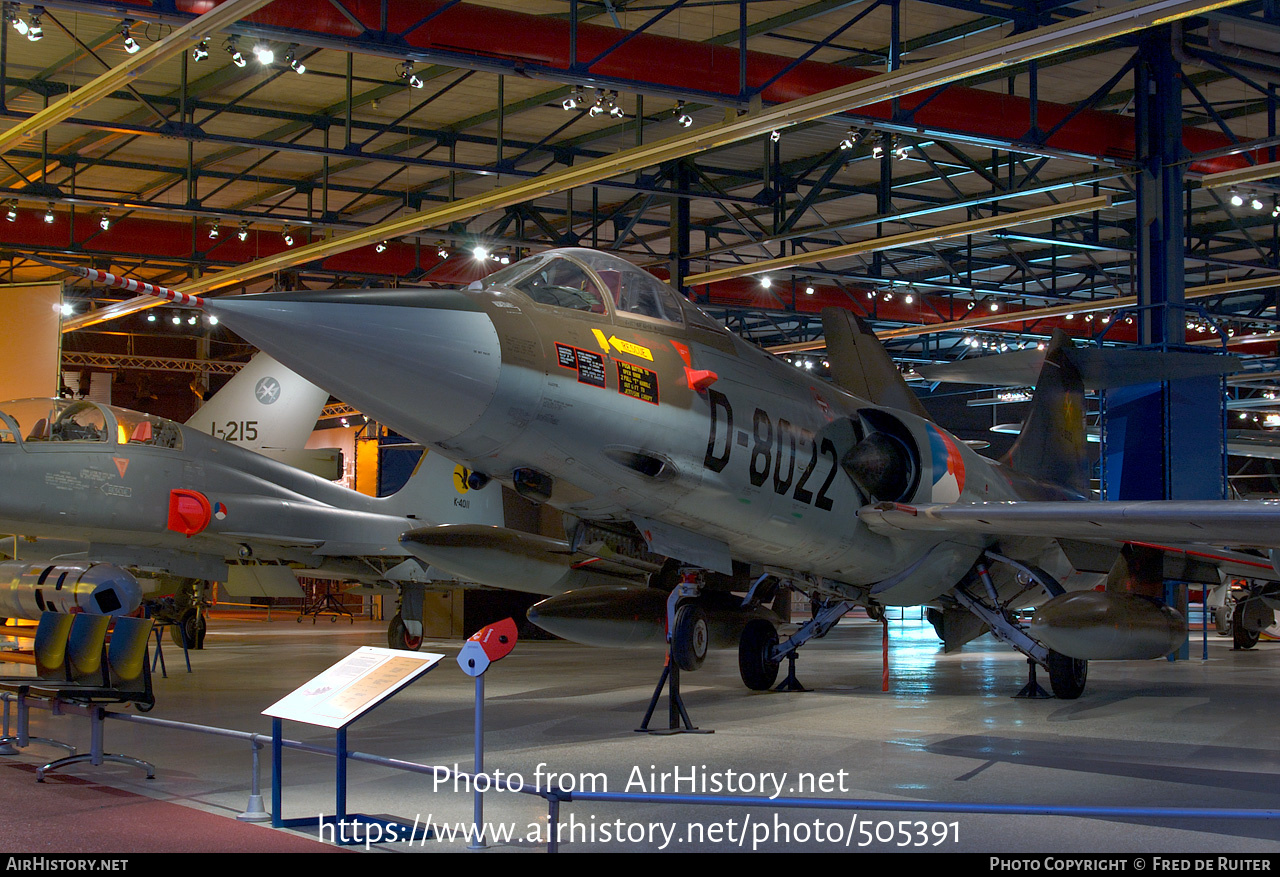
xmin=859 ymin=500 xmax=1280 ymax=551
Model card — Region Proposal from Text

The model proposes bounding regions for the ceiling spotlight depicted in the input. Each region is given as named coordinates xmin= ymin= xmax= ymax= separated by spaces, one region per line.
xmin=172 ymin=315 xmax=182 ymax=326
xmin=871 ymin=142 xmax=884 ymax=160
xmin=43 ymin=202 xmax=53 ymax=223
xmin=760 ymin=276 xmax=772 ymax=289
xmin=904 ymin=293 xmax=914 ymax=304
xmin=375 ymin=241 xmax=387 ymax=253
xmin=284 ymin=45 xmax=305 ymax=74
xmin=26 ymin=6 xmax=40 ymax=40
xmin=208 ymin=314 xmax=218 ymax=326
xmin=237 ymin=221 xmax=248 ymax=242
xmin=1230 ymin=189 xmax=1244 ymax=207
xmin=5 ymin=200 xmax=16 ymax=222
xmin=472 ymin=245 xmax=488 ymax=260
xmin=966 ymin=301 xmax=974 ymax=310
xmin=1272 ymin=201 xmax=1280 ymax=219
xmin=208 ymin=219 xmax=219 ymax=239
xmin=895 ymin=143 xmax=910 ymax=161
xmin=436 ymin=246 xmax=449 ymax=259
xmin=562 ymin=87 xmax=586 ymax=111
xmin=146 ymin=312 xmax=156 ymax=323
xmin=499 ymin=254 xmax=510 ymax=265
xmin=805 ymin=286 xmax=815 ymax=295
xmin=398 ymin=60 xmax=423 ymax=88
xmin=253 ymin=43 xmax=274 ymax=65
xmin=121 ymin=21 xmax=139 ymax=54
xmin=60 ymin=301 xmax=73 ymax=316
xmin=188 ymin=315 xmax=198 ymax=325
xmin=675 ymin=101 xmax=693 ymax=127
xmin=7 ymin=5 xmax=27 ymax=36
xmin=192 ymin=40 xmax=209 ymax=62
xmin=226 ymin=37 xmax=246 ymax=68
xmin=281 ymin=226 xmax=293 ymax=246
xmin=770 ymin=129 xmax=781 ymax=143
xmin=989 ymin=301 xmax=999 ymax=311
xmin=1250 ymin=196 xmax=1264 ymax=211
xmin=98 ymin=209 xmax=110 ymax=231
xmin=839 ymin=128 xmax=861 ymax=150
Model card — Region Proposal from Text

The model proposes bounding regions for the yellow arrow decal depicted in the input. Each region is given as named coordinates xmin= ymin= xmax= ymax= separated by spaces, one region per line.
xmin=608 ymin=335 xmax=653 ymax=361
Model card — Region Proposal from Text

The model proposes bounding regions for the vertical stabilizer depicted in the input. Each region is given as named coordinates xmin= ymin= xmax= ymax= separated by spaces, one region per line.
xmin=381 ymin=449 xmax=505 ymax=527
xmin=821 ymin=307 xmax=931 ymax=420
xmin=186 ymin=353 xmax=330 ymax=451
xmin=1001 ymin=329 xmax=1089 ymax=495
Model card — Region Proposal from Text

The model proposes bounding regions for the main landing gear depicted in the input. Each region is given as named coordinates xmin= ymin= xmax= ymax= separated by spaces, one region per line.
xmin=952 ymin=552 xmax=1088 ymax=700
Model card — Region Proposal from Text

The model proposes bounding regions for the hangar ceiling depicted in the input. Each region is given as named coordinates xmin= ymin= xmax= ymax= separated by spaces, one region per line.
xmin=0 ymin=0 xmax=1278 ymax=478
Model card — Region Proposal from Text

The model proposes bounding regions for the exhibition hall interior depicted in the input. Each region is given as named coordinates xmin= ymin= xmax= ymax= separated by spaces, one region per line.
xmin=0 ymin=0 xmax=1277 ymax=855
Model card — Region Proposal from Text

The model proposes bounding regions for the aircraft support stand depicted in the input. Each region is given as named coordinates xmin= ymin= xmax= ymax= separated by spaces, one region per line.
xmin=1013 ymin=658 xmax=1052 ymax=699
xmin=636 ymin=656 xmax=710 ymax=735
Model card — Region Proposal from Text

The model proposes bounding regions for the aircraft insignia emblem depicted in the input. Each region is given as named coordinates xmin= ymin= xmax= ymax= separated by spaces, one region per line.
xmin=254 ymin=377 xmax=282 ymax=405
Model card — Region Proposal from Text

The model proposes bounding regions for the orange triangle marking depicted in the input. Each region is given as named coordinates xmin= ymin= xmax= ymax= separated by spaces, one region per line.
xmin=112 ymin=457 xmax=129 ymax=478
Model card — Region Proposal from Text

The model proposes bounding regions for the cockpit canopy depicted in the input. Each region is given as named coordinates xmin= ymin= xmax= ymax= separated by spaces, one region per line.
xmin=0 ymin=399 xmax=183 ymax=450
xmin=469 ymin=248 xmax=702 ymax=327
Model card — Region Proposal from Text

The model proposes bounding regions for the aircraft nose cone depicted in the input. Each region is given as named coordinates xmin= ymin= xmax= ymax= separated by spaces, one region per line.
xmin=206 ymin=289 xmax=501 ymax=445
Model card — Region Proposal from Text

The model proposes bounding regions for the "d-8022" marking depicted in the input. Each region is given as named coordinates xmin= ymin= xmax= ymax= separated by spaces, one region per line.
xmin=702 ymin=389 xmax=837 ymax=511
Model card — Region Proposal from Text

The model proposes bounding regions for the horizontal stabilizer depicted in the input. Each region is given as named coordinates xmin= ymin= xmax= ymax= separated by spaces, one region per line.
xmin=918 ymin=347 xmax=1240 ymax=389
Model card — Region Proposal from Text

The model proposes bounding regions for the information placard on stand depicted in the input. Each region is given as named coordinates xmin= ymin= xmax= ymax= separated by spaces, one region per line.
xmin=264 ymin=646 xmax=443 ymax=843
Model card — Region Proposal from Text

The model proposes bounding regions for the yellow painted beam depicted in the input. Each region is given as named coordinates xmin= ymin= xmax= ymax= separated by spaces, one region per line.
xmin=766 ymin=274 xmax=1280 ymax=353
xmin=686 ymin=196 xmax=1112 ymax=286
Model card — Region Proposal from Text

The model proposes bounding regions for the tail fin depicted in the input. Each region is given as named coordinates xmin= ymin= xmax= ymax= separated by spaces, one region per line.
xmin=1001 ymin=329 xmax=1089 ymax=495
xmin=821 ymin=307 xmax=931 ymax=420
xmin=381 ymin=449 xmax=505 ymax=526
xmin=186 ymin=353 xmax=330 ymax=451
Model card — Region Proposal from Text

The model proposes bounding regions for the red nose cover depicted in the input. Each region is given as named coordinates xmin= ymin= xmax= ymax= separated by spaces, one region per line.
xmin=167 ymin=489 xmax=212 ymax=536
xmin=468 ymin=617 xmax=518 ymax=663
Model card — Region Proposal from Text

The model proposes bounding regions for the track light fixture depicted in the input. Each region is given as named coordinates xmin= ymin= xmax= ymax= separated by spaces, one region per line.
xmin=225 ymin=36 xmax=246 ymax=68
xmin=5 ymin=199 xmax=16 ymax=222
xmin=26 ymin=5 xmax=40 ymax=40
xmin=6 ymin=4 xmax=27 ymax=37
xmin=562 ymin=87 xmax=586 ymax=111
xmin=839 ymin=128 xmax=861 ymax=150
xmin=1230 ymin=189 xmax=1244 ymax=207
xmin=237 ymin=221 xmax=249 ymax=242
xmin=769 ymin=129 xmax=781 ymax=143
xmin=675 ymin=101 xmax=693 ymax=127
xmin=374 ymin=241 xmax=387 ymax=253
xmin=607 ymin=92 xmax=624 ymax=118
xmin=437 ymin=245 xmax=449 ymax=259
xmin=208 ymin=219 xmax=219 ymax=239
xmin=252 ymin=43 xmax=273 ymax=65
xmin=43 ymin=202 xmax=53 ymax=223
xmin=284 ymin=45 xmax=305 ymax=74
xmin=1250 ymin=196 xmax=1264 ymax=211
xmin=191 ymin=40 xmax=209 ymax=62
xmin=281 ymin=226 xmax=293 ymax=247
xmin=98 ymin=209 xmax=110 ymax=231
xmin=121 ymin=20 xmax=139 ymax=54
xmin=397 ymin=60 xmax=423 ymax=88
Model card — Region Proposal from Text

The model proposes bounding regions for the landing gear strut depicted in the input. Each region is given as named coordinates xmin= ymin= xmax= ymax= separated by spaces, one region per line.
xmin=954 ymin=552 xmax=1089 ymax=699
xmin=637 ymin=570 xmax=712 ymax=734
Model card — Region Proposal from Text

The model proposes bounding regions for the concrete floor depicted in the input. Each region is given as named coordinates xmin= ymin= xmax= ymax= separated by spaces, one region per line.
xmin=2 ymin=610 xmax=1278 ymax=854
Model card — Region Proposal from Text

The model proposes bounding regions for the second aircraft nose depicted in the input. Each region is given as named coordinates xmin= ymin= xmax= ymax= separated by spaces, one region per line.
xmin=205 ymin=288 xmax=502 ymax=446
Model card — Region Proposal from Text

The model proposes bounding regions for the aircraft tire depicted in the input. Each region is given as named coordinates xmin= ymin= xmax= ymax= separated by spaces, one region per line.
xmin=1233 ymin=601 xmax=1260 ymax=650
xmin=1046 ymin=650 xmax=1087 ymax=699
xmin=170 ymin=610 xmax=207 ymax=650
xmin=1214 ymin=606 xmax=1232 ymax=637
xmin=387 ymin=613 xmax=422 ymax=652
xmin=926 ymin=608 xmax=945 ymax=641
xmin=738 ymin=619 xmax=780 ymax=691
xmin=671 ymin=604 xmax=708 ymax=672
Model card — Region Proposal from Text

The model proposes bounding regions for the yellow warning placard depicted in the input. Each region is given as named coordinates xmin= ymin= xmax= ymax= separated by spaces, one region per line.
xmin=617 ymin=361 xmax=659 ymax=405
